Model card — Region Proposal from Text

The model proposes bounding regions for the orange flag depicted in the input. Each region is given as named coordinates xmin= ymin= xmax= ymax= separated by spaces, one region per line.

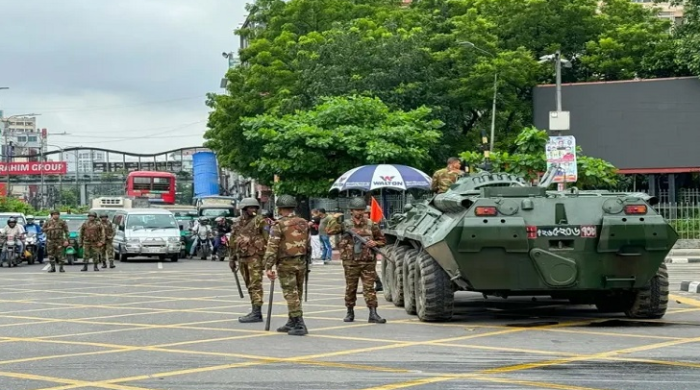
xmin=370 ymin=196 xmax=384 ymax=223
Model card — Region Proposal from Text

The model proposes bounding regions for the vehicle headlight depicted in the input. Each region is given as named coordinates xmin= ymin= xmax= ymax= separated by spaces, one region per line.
xmin=168 ymin=237 xmax=180 ymax=243
xmin=127 ymin=238 xmax=141 ymax=244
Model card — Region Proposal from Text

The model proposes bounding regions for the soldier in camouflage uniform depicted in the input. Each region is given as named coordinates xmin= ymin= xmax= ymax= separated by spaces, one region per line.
xmin=80 ymin=211 xmax=106 ymax=272
xmin=431 ymin=157 xmax=464 ymax=194
xmin=231 ymin=197 xmax=269 ymax=323
xmin=99 ymin=213 xmax=116 ymax=269
xmin=326 ymin=197 xmax=387 ymax=324
xmin=264 ymin=194 xmax=310 ymax=336
xmin=44 ymin=210 xmax=69 ymax=273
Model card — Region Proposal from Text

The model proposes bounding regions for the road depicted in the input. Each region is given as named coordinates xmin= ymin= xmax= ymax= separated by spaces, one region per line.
xmin=0 ymin=259 xmax=698 ymax=390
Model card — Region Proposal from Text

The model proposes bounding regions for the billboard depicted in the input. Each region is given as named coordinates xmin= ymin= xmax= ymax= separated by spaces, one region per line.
xmin=92 ymin=161 xmax=183 ymax=173
xmin=0 ymin=162 xmax=67 ymax=175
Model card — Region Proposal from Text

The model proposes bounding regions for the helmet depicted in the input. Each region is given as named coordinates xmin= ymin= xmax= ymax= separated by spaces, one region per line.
xmin=7 ymin=217 xmax=16 ymax=224
xmin=26 ymin=215 xmax=35 ymax=220
xmin=99 ymin=213 xmax=108 ymax=218
xmin=275 ymin=194 xmax=297 ymax=208
xmin=215 ymin=216 xmax=224 ymax=222
xmin=239 ymin=197 xmax=261 ymax=209
xmin=347 ymin=197 xmax=367 ymax=210
xmin=50 ymin=210 xmax=60 ymax=216
xmin=88 ymin=211 xmax=97 ymax=217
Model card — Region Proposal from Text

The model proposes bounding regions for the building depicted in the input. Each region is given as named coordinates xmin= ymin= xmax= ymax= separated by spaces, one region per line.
xmin=2 ymin=116 xmax=45 ymax=161
xmin=64 ymin=150 xmax=106 ymax=174
xmin=631 ymin=1 xmax=685 ymax=24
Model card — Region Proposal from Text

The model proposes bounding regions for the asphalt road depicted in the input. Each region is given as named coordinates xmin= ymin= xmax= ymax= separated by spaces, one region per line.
xmin=0 ymin=258 xmax=698 ymax=390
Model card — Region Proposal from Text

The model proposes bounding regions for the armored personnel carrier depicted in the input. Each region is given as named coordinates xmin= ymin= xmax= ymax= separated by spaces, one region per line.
xmin=381 ymin=168 xmax=677 ymax=322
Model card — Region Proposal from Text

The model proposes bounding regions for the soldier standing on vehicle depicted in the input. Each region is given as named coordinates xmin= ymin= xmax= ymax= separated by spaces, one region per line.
xmin=431 ymin=157 xmax=464 ymax=194
xmin=231 ymin=197 xmax=269 ymax=323
xmin=99 ymin=213 xmax=116 ymax=269
xmin=325 ymin=197 xmax=387 ymax=324
xmin=44 ymin=210 xmax=69 ymax=273
xmin=264 ymin=194 xmax=310 ymax=336
xmin=80 ymin=212 xmax=106 ymax=272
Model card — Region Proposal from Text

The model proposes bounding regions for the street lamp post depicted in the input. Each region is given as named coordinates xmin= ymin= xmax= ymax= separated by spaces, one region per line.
xmin=459 ymin=41 xmax=498 ymax=153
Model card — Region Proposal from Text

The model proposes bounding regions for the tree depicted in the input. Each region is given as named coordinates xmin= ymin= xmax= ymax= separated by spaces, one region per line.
xmin=240 ymin=95 xmax=443 ymax=196
xmin=459 ymin=126 xmax=619 ymax=189
xmin=673 ymin=0 xmax=700 ymax=75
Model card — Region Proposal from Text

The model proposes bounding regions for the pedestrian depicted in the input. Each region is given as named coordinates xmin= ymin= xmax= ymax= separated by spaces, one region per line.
xmin=317 ymin=208 xmax=333 ymax=264
xmin=325 ymin=197 xmax=387 ymax=324
xmin=80 ymin=212 xmax=106 ymax=272
xmin=231 ymin=197 xmax=269 ymax=323
xmin=431 ymin=157 xmax=464 ymax=194
xmin=263 ymin=194 xmax=310 ymax=336
xmin=309 ymin=209 xmax=322 ymax=262
xmin=44 ymin=210 xmax=69 ymax=273
xmin=99 ymin=213 xmax=116 ymax=269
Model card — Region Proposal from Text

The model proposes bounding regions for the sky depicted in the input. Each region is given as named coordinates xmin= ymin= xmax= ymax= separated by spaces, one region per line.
xmin=0 ymin=0 xmax=249 ymax=154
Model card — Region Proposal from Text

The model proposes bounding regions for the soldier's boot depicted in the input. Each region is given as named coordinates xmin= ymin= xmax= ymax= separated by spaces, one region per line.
xmin=81 ymin=263 xmax=88 ymax=272
xmin=277 ymin=316 xmax=294 ymax=332
xmin=375 ymin=278 xmax=384 ymax=292
xmin=59 ymin=264 xmax=65 ymax=272
xmin=343 ymin=307 xmax=355 ymax=322
xmin=93 ymin=261 xmax=100 ymax=271
xmin=368 ymin=307 xmax=387 ymax=324
xmin=287 ymin=316 xmax=308 ymax=336
xmin=238 ymin=304 xmax=263 ymax=323
xmin=109 ymin=260 xmax=115 ymax=269
xmin=101 ymin=260 xmax=107 ymax=268
xmin=48 ymin=264 xmax=56 ymax=273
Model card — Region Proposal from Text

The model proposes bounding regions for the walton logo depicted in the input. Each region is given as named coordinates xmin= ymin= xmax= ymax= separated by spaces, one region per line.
xmin=374 ymin=175 xmax=403 ymax=186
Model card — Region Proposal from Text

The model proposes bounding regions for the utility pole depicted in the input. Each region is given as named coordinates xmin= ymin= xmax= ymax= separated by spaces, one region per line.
xmin=539 ymin=50 xmax=571 ymax=191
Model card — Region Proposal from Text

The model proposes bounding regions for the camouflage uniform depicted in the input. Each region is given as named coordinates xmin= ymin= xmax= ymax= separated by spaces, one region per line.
xmin=231 ymin=197 xmax=269 ymax=323
xmin=263 ymin=194 xmax=310 ymax=336
xmin=326 ymin=197 xmax=387 ymax=323
xmin=431 ymin=168 xmax=464 ymax=193
xmin=44 ymin=211 xmax=69 ymax=273
xmin=100 ymin=215 xmax=116 ymax=269
xmin=80 ymin=213 xmax=106 ymax=272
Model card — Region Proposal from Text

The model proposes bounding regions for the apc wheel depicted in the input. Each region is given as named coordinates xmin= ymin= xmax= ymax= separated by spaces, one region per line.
xmin=415 ymin=251 xmax=454 ymax=322
xmin=625 ymin=263 xmax=669 ymax=319
xmin=392 ymin=246 xmax=411 ymax=307
xmin=402 ymin=248 xmax=419 ymax=314
xmin=381 ymin=247 xmax=395 ymax=302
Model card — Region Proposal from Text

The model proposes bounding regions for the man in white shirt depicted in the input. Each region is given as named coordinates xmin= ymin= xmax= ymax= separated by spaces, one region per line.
xmin=1 ymin=217 xmax=26 ymax=265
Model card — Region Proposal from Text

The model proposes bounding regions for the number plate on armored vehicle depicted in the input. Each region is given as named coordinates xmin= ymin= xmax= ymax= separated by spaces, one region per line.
xmin=536 ymin=226 xmax=597 ymax=238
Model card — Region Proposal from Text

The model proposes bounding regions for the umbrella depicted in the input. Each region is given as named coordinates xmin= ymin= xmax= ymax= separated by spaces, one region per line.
xmin=329 ymin=164 xmax=432 ymax=192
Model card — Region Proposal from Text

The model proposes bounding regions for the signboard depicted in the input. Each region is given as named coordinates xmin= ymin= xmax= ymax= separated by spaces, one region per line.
xmin=545 ymin=136 xmax=577 ymax=183
xmin=0 ymin=162 xmax=67 ymax=175
xmin=92 ymin=161 xmax=183 ymax=173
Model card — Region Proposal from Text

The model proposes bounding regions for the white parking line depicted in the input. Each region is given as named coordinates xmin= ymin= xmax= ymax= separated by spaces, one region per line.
xmin=158 ymin=262 xmax=163 ymax=269
xmin=41 ymin=264 xmax=51 ymax=271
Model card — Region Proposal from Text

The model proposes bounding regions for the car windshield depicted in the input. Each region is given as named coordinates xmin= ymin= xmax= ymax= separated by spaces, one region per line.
xmin=65 ymin=219 xmax=86 ymax=232
xmin=126 ymin=214 xmax=177 ymax=230
xmin=200 ymin=208 xmax=234 ymax=218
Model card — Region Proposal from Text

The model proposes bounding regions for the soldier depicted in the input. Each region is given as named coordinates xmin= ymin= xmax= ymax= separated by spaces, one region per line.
xmin=99 ymin=213 xmax=116 ymax=269
xmin=263 ymin=194 xmax=310 ymax=336
xmin=79 ymin=211 xmax=106 ymax=272
xmin=44 ymin=210 xmax=69 ymax=273
xmin=326 ymin=197 xmax=387 ymax=324
xmin=431 ymin=157 xmax=464 ymax=194
xmin=231 ymin=197 xmax=269 ymax=323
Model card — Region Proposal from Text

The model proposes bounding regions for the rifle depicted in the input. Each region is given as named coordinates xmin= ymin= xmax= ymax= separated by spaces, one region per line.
xmin=344 ymin=227 xmax=393 ymax=264
xmin=265 ymin=278 xmax=275 ymax=331
xmin=304 ymin=249 xmax=311 ymax=302
xmin=232 ymin=254 xmax=244 ymax=299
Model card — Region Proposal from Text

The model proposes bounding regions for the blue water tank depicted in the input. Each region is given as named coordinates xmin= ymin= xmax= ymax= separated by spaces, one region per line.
xmin=192 ymin=152 xmax=219 ymax=198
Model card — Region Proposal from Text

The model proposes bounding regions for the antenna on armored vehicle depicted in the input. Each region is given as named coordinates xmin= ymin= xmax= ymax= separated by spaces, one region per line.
xmin=538 ymin=163 xmax=563 ymax=188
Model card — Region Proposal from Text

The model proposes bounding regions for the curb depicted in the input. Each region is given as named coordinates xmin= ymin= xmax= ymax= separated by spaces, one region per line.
xmin=669 ymin=249 xmax=700 ymax=256
xmin=680 ymin=281 xmax=700 ymax=293
xmin=665 ymin=257 xmax=700 ymax=264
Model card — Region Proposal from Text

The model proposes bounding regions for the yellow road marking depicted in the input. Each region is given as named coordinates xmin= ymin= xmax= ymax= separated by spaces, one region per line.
xmin=670 ymin=293 xmax=700 ymax=308
xmin=474 ymin=376 xmax=609 ymax=390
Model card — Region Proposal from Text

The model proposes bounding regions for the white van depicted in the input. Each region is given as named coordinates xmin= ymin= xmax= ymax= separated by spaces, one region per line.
xmin=111 ymin=208 xmax=181 ymax=262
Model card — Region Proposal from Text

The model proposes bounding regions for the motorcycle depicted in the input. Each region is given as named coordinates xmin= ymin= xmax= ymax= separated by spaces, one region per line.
xmin=215 ymin=232 xmax=229 ymax=261
xmin=1 ymin=234 xmax=21 ymax=268
xmin=64 ymin=232 xmax=79 ymax=265
xmin=24 ymin=233 xmax=39 ymax=265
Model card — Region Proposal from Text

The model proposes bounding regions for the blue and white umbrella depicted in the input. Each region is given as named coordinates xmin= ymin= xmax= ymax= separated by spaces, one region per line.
xmin=329 ymin=164 xmax=432 ymax=192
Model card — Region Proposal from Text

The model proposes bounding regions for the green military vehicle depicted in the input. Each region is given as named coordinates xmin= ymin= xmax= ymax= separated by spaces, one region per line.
xmin=381 ymin=169 xmax=678 ymax=322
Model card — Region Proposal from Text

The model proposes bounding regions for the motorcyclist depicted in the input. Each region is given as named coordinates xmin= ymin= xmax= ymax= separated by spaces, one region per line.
xmin=189 ymin=217 xmax=212 ymax=258
xmin=24 ymin=215 xmax=45 ymax=263
xmin=212 ymin=216 xmax=232 ymax=256
xmin=0 ymin=217 xmax=26 ymax=265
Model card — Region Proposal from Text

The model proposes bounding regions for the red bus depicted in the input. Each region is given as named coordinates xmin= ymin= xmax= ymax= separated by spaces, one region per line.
xmin=125 ymin=171 xmax=176 ymax=204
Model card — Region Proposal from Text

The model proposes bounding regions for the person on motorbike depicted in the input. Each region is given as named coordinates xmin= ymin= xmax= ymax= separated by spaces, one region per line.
xmin=212 ymin=216 xmax=232 ymax=256
xmin=189 ymin=217 xmax=212 ymax=257
xmin=24 ymin=215 xmax=45 ymax=263
xmin=0 ymin=217 xmax=26 ymax=264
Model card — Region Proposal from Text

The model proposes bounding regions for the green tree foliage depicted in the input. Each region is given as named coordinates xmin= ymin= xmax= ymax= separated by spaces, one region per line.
xmin=0 ymin=197 xmax=35 ymax=214
xmin=459 ymin=126 xmax=619 ymax=189
xmin=205 ymin=0 xmax=688 ymax=193
xmin=673 ymin=0 xmax=700 ymax=75
xmin=240 ymin=96 xmax=443 ymax=196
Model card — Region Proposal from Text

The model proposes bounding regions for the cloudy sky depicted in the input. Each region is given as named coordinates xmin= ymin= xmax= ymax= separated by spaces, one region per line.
xmin=0 ymin=0 xmax=248 ymax=154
